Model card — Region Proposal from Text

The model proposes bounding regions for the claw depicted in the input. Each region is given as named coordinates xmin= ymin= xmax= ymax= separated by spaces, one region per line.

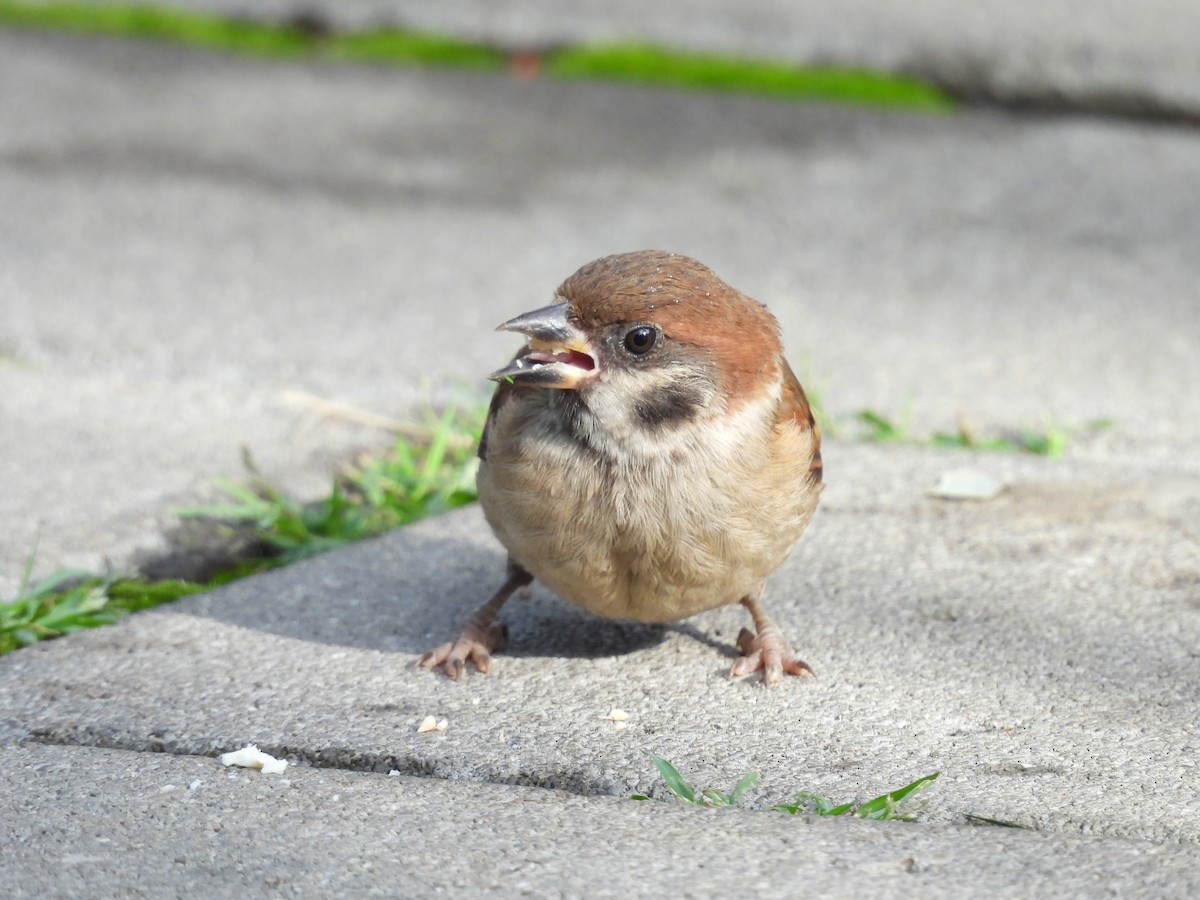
xmin=730 ymin=598 xmax=814 ymax=686
xmin=418 ymin=622 xmax=508 ymax=679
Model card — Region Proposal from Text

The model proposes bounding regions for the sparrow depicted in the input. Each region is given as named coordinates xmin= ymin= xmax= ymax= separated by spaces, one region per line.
xmin=419 ymin=250 xmax=823 ymax=685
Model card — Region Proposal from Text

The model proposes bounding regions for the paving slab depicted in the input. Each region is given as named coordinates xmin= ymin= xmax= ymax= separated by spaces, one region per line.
xmin=6 ymin=743 xmax=1200 ymax=898
xmin=3 ymin=29 xmax=1199 ymax=589
xmin=71 ymin=0 xmax=1200 ymax=118
xmin=3 ymin=443 xmax=1198 ymax=862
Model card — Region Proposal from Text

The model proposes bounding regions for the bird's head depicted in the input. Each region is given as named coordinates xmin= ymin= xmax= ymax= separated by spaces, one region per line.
xmin=489 ymin=251 xmax=784 ymax=435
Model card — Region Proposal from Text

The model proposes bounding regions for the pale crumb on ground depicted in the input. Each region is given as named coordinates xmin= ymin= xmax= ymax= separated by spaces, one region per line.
xmin=613 ymin=721 xmax=628 ymax=732
xmin=417 ymin=716 xmax=448 ymax=733
xmin=220 ymin=744 xmax=288 ymax=775
xmin=928 ymin=468 xmax=1005 ymax=501
xmin=606 ymin=709 xmax=630 ymax=721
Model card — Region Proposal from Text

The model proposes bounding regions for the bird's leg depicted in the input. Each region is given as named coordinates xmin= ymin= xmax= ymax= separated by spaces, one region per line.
xmin=418 ymin=563 xmax=533 ymax=679
xmin=730 ymin=594 xmax=814 ymax=686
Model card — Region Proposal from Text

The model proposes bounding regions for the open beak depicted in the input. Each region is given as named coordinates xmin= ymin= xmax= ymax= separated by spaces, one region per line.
xmin=488 ymin=301 xmax=598 ymax=389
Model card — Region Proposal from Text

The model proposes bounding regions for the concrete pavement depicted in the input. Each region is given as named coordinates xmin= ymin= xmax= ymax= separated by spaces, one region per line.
xmin=5 ymin=445 xmax=1200 ymax=835
xmin=2 ymin=10 xmax=1199 ymax=897
xmin=6 ymin=743 xmax=1200 ymax=897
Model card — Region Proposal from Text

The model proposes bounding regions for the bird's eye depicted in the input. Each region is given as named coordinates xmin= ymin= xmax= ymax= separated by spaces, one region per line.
xmin=623 ymin=326 xmax=658 ymax=355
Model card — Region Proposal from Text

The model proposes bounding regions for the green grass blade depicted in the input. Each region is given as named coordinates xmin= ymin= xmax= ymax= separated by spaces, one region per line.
xmin=649 ymin=755 xmax=697 ymax=804
xmin=545 ymin=43 xmax=953 ymax=111
xmin=176 ymin=478 xmax=274 ymax=521
xmin=23 ymin=567 xmax=94 ymax=599
xmin=964 ymin=813 xmax=1027 ymax=829
xmin=770 ymin=790 xmax=833 ymax=815
xmin=700 ymin=789 xmax=731 ymax=806
xmin=857 ymin=409 xmax=904 ymax=441
xmin=883 ymin=771 xmax=940 ymax=804
xmin=852 ymin=772 xmax=939 ymax=819
xmin=416 ymin=406 xmax=457 ymax=495
xmin=728 ymin=771 xmax=760 ymax=805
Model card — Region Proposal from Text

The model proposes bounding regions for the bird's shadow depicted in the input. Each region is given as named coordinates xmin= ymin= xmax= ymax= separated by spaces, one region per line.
xmin=502 ymin=600 xmax=670 ymax=659
xmin=668 ymin=620 xmax=741 ymax=660
xmin=166 ymin=530 xmax=705 ymax=661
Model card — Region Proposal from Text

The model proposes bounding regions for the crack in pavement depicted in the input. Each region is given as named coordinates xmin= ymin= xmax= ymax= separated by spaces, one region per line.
xmin=22 ymin=726 xmax=607 ymax=799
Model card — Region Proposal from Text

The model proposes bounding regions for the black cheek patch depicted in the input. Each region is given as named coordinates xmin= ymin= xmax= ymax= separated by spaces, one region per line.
xmin=634 ymin=382 xmax=705 ymax=428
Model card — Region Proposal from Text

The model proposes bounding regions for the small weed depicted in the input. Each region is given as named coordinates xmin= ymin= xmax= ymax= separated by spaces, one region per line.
xmin=632 ymin=755 xmax=760 ymax=807
xmin=771 ymin=772 xmax=940 ymax=821
xmin=634 ymin=755 xmax=939 ymax=821
xmin=0 ymin=542 xmax=210 ymax=655
xmin=929 ymin=414 xmax=1073 ymax=457
xmin=545 ymin=43 xmax=953 ymax=111
xmin=854 ymin=408 xmax=1110 ymax=458
xmin=1 ymin=562 xmax=121 ymax=654
xmin=106 ymin=578 xmax=207 ymax=612
xmin=856 ymin=406 xmax=913 ymax=443
xmin=2 ymin=405 xmax=484 ymax=654
xmin=177 ymin=406 xmax=482 ymax=564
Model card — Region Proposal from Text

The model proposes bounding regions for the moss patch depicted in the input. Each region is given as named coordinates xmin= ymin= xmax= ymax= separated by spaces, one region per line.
xmin=546 ymin=43 xmax=952 ymax=110
xmin=0 ymin=1 xmax=953 ymax=110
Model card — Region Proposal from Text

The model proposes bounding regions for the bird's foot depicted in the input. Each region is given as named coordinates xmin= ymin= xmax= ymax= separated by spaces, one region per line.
xmin=418 ymin=564 xmax=531 ymax=680
xmin=730 ymin=626 xmax=814 ymax=686
xmin=417 ymin=621 xmax=508 ymax=680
